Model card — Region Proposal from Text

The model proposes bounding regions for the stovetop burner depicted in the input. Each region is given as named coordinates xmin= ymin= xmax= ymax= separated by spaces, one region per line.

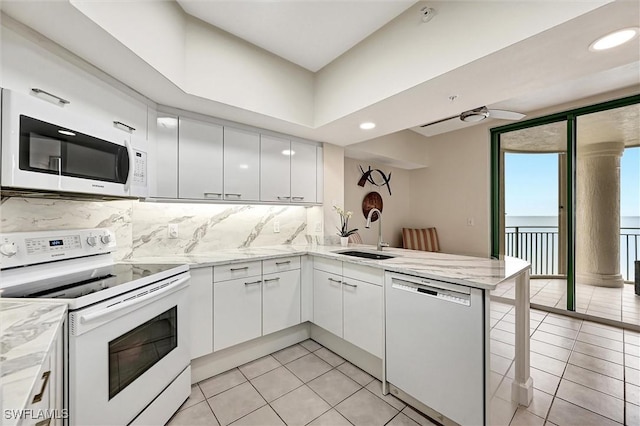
xmin=10 ymin=263 xmax=182 ymax=299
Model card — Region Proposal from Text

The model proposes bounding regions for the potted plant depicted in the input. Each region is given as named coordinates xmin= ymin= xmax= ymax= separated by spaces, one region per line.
xmin=334 ymin=205 xmax=358 ymax=246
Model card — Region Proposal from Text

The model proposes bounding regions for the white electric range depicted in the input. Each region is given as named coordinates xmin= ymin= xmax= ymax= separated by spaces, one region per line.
xmin=0 ymin=228 xmax=191 ymax=426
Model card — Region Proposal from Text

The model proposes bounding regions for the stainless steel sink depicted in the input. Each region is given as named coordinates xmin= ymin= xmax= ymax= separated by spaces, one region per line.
xmin=334 ymin=250 xmax=396 ymax=260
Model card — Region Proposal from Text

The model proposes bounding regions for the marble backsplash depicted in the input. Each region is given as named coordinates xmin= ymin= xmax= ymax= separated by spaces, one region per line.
xmin=0 ymin=197 xmax=321 ymax=260
xmin=0 ymin=197 xmax=134 ymax=260
xmin=132 ymin=202 xmax=316 ymax=257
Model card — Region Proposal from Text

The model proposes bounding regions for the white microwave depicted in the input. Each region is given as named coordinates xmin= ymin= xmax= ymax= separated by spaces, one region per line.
xmin=1 ymin=89 xmax=147 ymax=198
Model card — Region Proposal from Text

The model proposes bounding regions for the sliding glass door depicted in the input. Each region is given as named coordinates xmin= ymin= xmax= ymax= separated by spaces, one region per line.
xmin=491 ymin=94 xmax=639 ymax=314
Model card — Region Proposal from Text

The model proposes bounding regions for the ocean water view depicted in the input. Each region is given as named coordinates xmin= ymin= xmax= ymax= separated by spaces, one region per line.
xmin=505 ymin=216 xmax=639 ymax=281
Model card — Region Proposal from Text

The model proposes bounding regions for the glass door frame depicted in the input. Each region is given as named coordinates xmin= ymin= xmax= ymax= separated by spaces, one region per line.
xmin=491 ymin=93 xmax=640 ymax=311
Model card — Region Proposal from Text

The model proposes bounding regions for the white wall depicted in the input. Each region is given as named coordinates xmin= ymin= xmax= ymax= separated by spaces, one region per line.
xmin=345 ymin=130 xmax=430 ymax=169
xmin=323 ymin=143 xmax=345 ymax=244
xmin=344 ymin=158 xmax=411 ymax=248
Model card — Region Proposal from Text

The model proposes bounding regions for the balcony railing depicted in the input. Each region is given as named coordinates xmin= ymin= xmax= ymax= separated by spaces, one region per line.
xmin=505 ymin=226 xmax=638 ymax=281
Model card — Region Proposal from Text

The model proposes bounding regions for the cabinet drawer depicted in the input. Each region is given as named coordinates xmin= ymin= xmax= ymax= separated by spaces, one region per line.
xmin=214 ymin=261 xmax=261 ymax=282
xmin=313 ymin=257 xmax=342 ymax=275
xmin=342 ymin=262 xmax=384 ymax=286
xmin=263 ymin=256 xmax=300 ymax=274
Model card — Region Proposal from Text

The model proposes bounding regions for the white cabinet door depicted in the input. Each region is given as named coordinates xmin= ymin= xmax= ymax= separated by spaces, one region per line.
xmin=213 ymin=276 xmax=262 ymax=351
xmin=150 ymin=112 xmax=179 ymax=198
xmin=313 ymin=269 xmax=343 ymax=337
xmin=179 ymin=117 xmax=224 ymax=200
xmin=263 ymin=269 xmax=301 ymax=335
xmin=260 ymin=134 xmax=291 ymax=202
xmin=342 ymin=278 xmax=383 ymax=358
xmin=189 ymin=267 xmax=214 ymax=359
xmin=290 ymin=141 xmax=316 ymax=203
xmin=224 ymin=127 xmax=260 ymax=201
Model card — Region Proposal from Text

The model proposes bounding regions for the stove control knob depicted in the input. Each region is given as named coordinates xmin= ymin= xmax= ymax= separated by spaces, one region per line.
xmin=86 ymin=236 xmax=97 ymax=247
xmin=100 ymin=234 xmax=112 ymax=245
xmin=0 ymin=243 xmax=18 ymax=257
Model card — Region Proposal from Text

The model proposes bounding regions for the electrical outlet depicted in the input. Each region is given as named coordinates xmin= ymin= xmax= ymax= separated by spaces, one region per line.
xmin=168 ymin=224 xmax=178 ymax=238
xmin=273 ymin=221 xmax=280 ymax=233
xmin=315 ymin=222 xmax=322 ymax=233
xmin=466 ymin=218 xmax=475 ymax=227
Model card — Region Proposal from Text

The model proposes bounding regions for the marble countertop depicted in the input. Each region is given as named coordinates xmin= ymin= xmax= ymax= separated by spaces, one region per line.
xmin=1 ymin=300 xmax=67 ymax=425
xmin=130 ymin=244 xmax=530 ymax=290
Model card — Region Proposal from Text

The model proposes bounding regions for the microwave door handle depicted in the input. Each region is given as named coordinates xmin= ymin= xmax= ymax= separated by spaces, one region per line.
xmin=79 ymin=275 xmax=189 ymax=324
xmin=124 ymin=138 xmax=134 ymax=192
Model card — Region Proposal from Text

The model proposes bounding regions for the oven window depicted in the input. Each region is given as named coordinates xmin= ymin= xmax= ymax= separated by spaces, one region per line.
xmin=19 ymin=115 xmax=129 ymax=183
xmin=108 ymin=307 xmax=177 ymax=399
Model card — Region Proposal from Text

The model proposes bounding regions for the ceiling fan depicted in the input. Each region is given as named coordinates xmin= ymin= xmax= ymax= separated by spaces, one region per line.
xmin=420 ymin=106 xmax=526 ymax=128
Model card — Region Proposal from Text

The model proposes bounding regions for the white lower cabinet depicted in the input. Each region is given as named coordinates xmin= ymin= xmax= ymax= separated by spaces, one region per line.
xmin=189 ymin=267 xmax=213 ymax=359
xmin=213 ymin=276 xmax=262 ymax=351
xmin=342 ymin=277 xmax=383 ymax=358
xmin=313 ymin=269 xmax=343 ymax=337
xmin=313 ymin=262 xmax=384 ymax=358
xmin=262 ymin=269 xmax=301 ymax=335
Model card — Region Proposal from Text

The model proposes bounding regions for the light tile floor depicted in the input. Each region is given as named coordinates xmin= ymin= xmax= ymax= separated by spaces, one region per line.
xmin=168 ymin=302 xmax=640 ymax=426
xmin=492 ymin=279 xmax=640 ymax=328
xmin=167 ymin=340 xmax=437 ymax=426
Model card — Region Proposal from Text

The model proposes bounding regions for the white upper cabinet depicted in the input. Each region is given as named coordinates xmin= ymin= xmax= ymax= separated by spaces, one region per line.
xmin=151 ymin=113 xmax=178 ymax=198
xmin=260 ymin=134 xmax=291 ymax=202
xmin=291 ymin=141 xmax=317 ymax=203
xmin=179 ymin=117 xmax=224 ymax=200
xmin=223 ymin=127 xmax=260 ymax=201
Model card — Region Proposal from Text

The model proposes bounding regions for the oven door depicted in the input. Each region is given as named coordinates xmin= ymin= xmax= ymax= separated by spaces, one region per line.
xmin=68 ymin=273 xmax=190 ymax=426
xmin=1 ymin=89 xmax=139 ymax=197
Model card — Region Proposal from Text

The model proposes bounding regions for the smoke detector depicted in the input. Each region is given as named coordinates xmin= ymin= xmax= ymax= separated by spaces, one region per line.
xmin=420 ymin=7 xmax=436 ymax=23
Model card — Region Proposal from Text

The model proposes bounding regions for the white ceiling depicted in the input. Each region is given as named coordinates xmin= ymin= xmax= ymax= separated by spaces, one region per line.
xmin=176 ymin=0 xmax=417 ymax=72
xmin=0 ymin=0 xmax=638 ymax=157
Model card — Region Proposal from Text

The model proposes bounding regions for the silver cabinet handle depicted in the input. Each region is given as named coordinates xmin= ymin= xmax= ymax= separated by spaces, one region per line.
xmin=264 ymin=277 xmax=280 ymax=283
xmin=275 ymin=261 xmax=291 ymax=265
xmin=342 ymin=281 xmax=358 ymax=288
xmin=31 ymin=88 xmax=70 ymax=105
xmin=230 ymin=266 xmax=249 ymax=271
xmin=328 ymin=277 xmax=342 ymax=284
xmin=225 ymin=193 xmax=242 ymax=198
xmin=204 ymin=192 xmax=222 ymax=198
xmin=113 ymin=121 xmax=136 ymax=133
xmin=292 ymin=196 xmax=305 ymax=201
xmin=244 ymin=280 xmax=262 ymax=286
xmin=277 ymin=196 xmax=291 ymax=200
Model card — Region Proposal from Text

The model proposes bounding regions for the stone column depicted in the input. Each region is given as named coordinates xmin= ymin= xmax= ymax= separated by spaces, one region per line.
xmin=576 ymin=141 xmax=624 ymax=287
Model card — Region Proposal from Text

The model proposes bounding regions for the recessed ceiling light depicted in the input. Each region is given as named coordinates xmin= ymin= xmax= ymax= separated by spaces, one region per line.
xmin=360 ymin=122 xmax=376 ymax=130
xmin=590 ymin=28 xmax=639 ymax=51
xmin=58 ymin=130 xmax=76 ymax=136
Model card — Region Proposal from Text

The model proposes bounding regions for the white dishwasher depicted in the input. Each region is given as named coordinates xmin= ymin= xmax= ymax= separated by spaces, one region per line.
xmin=385 ymin=272 xmax=487 ymax=426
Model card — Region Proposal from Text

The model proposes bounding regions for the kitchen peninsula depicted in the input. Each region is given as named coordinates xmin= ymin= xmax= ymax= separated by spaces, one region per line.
xmin=133 ymin=243 xmax=532 ymax=425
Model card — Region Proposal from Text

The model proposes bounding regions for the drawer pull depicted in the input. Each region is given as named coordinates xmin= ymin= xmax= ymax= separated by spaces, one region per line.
xmin=31 ymin=88 xmax=70 ymax=105
xmin=264 ymin=277 xmax=280 ymax=283
xmin=244 ymin=280 xmax=262 ymax=286
xmin=342 ymin=281 xmax=358 ymax=288
xmin=36 ymin=418 xmax=52 ymax=426
xmin=204 ymin=192 xmax=222 ymax=198
xmin=113 ymin=120 xmax=136 ymax=133
xmin=292 ymin=196 xmax=305 ymax=201
xmin=277 ymin=196 xmax=291 ymax=200
xmin=328 ymin=277 xmax=342 ymax=284
xmin=275 ymin=261 xmax=291 ymax=265
xmin=225 ymin=193 xmax=242 ymax=198
xmin=32 ymin=371 xmax=51 ymax=403
xmin=230 ymin=266 xmax=249 ymax=271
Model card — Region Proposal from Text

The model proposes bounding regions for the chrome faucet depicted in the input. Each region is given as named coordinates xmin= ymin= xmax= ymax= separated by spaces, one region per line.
xmin=365 ymin=208 xmax=389 ymax=251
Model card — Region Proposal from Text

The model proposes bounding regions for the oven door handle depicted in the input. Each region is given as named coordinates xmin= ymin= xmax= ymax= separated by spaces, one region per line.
xmin=79 ymin=275 xmax=189 ymax=324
